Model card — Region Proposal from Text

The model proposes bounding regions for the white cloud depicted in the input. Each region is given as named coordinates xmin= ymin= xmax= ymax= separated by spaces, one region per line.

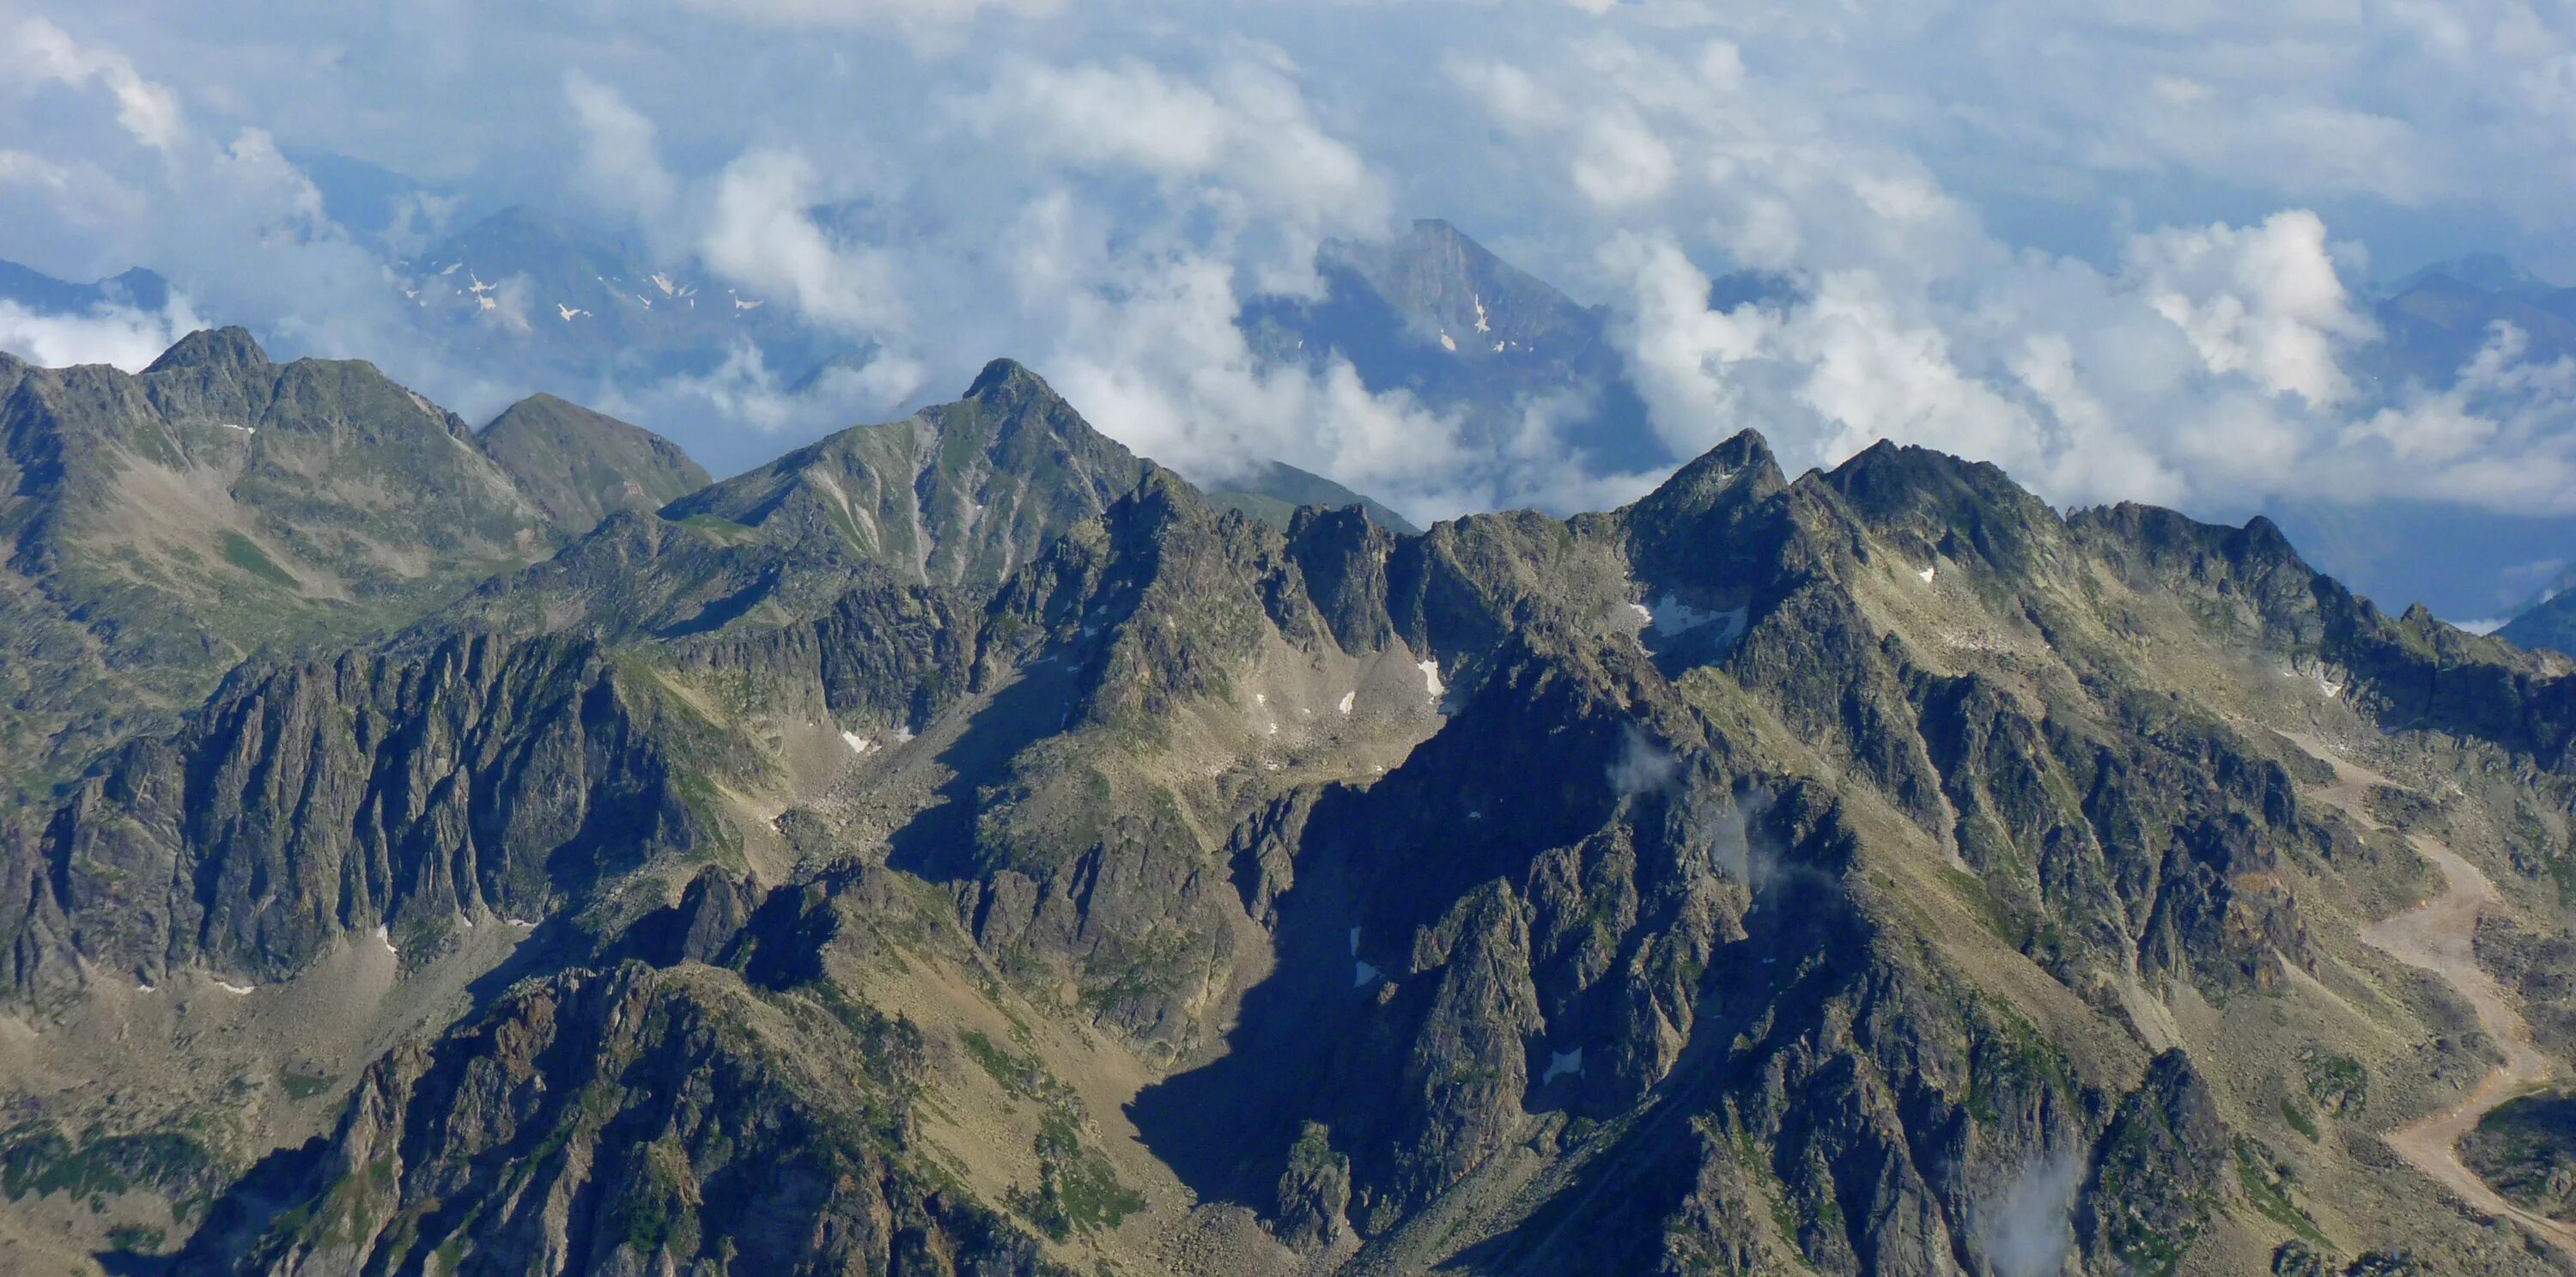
xmin=0 ymin=295 xmax=202 ymax=371
xmin=699 ymin=148 xmax=906 ymax=335
xmin=1457 ymin=31 xmax=2576 ymax=518
xmin=1443 ymin=57 xmax=1565 ymax=133
xmin=1028 ymin=239 xmax=1476 ymax=511
xmin=1974 ymin=1152 xmax=2084 ymax=1277
xmin=1572 ymin=111 xmax=1676 ymax=208
xmin=4 ymin=16 xmax=183 ymax=152
xmin=2126 ymin=210 xmax=2374 ymax=406
xmin=592 ymin=340 xmax=925 ymax=440
xmin=1597 ymin=231 xmax=1774 ymax=456
xmin=965 ymin=58 xmax=1235 ymax=175
xmin=564 ymin=70 xmax=677 ymax=223
xmin=958 ymin=53 xmax=1392 ymax=288
xmin=529 ymin=52 xmax=1458 ymax=508
xmin=2339 ymin=323 xmax=2576 ymax=513
xmin=661 ymin=0 xmax=1059 ymax=37
xmin=16 ymin=0 xmax=2576 ymax=532
xmin=1787 ymin=270 xmax=2039 ymax=467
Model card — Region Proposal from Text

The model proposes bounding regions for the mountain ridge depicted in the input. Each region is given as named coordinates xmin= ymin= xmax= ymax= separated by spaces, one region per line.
xmin=0 ymin=326 xmax=708 ymax=787
xmin=0 ymin=331 xmax=2571 ymax=1276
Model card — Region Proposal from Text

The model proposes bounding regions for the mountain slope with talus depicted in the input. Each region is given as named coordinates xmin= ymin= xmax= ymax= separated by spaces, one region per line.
xmin=0 ymin=347 xmax=2573 ymax=1277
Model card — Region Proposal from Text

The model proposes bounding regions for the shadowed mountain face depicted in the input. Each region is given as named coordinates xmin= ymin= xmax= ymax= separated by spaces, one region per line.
xmin=2503 ymin=589 xmax=2576 ymax=657
xmin=2 ymin=334 xmax=2576 ymax=1277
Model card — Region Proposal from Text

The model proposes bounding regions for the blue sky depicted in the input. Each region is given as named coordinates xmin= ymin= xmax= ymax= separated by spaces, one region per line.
xmin=9 ymin=0 xmax=2576 ymax=526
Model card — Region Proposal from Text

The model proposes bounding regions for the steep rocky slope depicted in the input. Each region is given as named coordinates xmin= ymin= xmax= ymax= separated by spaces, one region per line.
xmin=661 ymin=358 xmax=1151 ymax=591
xmin=1 ymin=354 xmax=2573 ymax=1277
xmin=180 ymin=961 xmax=1054 ymax=1277
xmin=0 ymin=330 xmax=703 ymax=787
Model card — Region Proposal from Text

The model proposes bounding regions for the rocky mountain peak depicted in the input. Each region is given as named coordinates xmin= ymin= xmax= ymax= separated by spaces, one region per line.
xmin=659 ymin=362 xmax=1150 ymax=590
xmin=1814 ymin=435 xmax=2060 ymax=575
xmin=143 ymin=325 xmax=271 ymax=375
xmin=2076 ymin=502 xmax=2318 ymax=583
xmin=963 ymin=355 xmax=1048 ymax=404
xmin=1631 ymin=428 xmax=1782 ymax=514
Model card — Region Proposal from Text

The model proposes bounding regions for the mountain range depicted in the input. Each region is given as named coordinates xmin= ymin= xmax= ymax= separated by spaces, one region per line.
xmin=0 ymin=325 xmax=2567 ymax=1275
xmin=13 ymin=209 xmax=2576 ymax=637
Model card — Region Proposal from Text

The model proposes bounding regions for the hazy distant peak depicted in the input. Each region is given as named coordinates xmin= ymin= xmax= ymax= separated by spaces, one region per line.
xmin=0 ymin=258 xmax=171 ymax=317
xmin=2387 ymin=252 xmax=2558 ymax=300
xmin=1321 ymin=218 xmax=1596 ymax=356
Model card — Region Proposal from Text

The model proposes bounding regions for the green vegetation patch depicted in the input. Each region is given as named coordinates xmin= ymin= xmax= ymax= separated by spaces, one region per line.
xmin=1012 ymin=1105 xmax=1147 ymax=1241
xmin=2233 ymin=1138 xmax=2325 ymax=1244
xmin=105 ymin=1224 xmax=167 ymax=1255
xmin=1078 ymin=924 xmax=1197 ymax=1019
xmin=0 ymin=1123 xmax=222 ymax=1215
xmin=281 ymin=1069 xmax=334 ymax=1100
xmin=609 ymin=1139 xmax=702 ymax=1257
xmin=958 ymin=1028 xmax=1145 ymax=1239
xmin=2297 ymin=1048 xmax=2367 ymax=1117
xmin=2461 ymin=1090 xmax=2576 ymax=1220
xmin=2279 ymin=1097 xmax=2320 ymax=1142
xmin=219 ymin=530 xmax=301 ymax=589
xmin=959 ymin=1029 xmax=1054 ymax=1102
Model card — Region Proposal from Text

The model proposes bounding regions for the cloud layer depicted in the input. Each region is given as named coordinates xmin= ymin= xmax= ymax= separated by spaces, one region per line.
xmin=9 ymin=0 xmax=2576 ymax=528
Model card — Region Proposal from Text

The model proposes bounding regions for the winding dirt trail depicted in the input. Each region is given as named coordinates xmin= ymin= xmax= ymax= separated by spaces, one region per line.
xmin=2288 ymin=735 xmax=2576 ymax=1261
xmin=2360 ymin=831 xmax=2576 ymax=1262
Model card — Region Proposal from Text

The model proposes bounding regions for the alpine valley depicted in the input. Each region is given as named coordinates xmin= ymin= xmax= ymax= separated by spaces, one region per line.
xmin=2 ymin=324 xmax=2575 ymax=1277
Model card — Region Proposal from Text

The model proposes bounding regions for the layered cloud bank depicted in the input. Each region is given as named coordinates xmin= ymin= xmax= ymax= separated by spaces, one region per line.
xmin=9 ymin=1 xmax=2576 ymax=524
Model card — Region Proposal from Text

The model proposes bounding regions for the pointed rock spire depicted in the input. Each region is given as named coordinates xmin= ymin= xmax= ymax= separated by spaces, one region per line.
xmin=1627 ymin=428 xmax=1782 ymax=523
xmin=963 ymin=356 xmax=1051 ymax=406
